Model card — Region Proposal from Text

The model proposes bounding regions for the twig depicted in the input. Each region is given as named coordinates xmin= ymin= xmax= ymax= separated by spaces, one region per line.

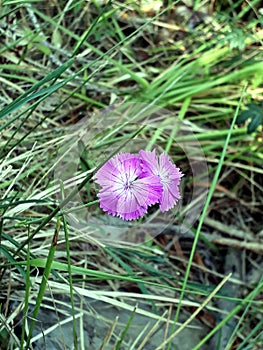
xmin=204 ymin=217 xmax=255 ymax=241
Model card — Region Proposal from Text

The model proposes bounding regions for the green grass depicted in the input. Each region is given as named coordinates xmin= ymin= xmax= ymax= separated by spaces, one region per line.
xmin=0 ymin=0 xmax=263 ymax=349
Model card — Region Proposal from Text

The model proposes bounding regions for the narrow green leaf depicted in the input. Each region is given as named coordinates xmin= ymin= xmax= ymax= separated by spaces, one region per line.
xmin=25 ymin=217 xmax=61 ymax=349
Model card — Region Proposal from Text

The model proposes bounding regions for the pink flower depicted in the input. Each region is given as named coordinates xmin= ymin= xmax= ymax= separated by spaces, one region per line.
xmin=139 ymin=150 xmax=183 ymax=212
xmin=94 ymin=153 xmax=163 ymax=220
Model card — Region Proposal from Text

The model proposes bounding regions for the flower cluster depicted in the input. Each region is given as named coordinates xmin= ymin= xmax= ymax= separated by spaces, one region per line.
xmin=94 ymin=150 xmax=183 ymax=221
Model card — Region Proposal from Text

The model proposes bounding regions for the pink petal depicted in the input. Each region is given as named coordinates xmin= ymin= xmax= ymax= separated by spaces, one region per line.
xmin=139 ymin=150 xmax=183 ymax=212
xmin=94 ymin=153 xmax=162 ymax=221
xmin=139 ymin=149 xmax=159 ymax=176
xmin=159 ymin=181 xmax=181 ymax=212
xmin=158 ymin=154 xmax=183 ymax=211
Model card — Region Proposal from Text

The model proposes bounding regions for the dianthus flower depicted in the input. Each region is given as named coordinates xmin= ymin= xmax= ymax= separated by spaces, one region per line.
xmin=94 ymin=153 xmax=163 ymax=220
xmin=139 ymin=149 xmax=183 ymax=212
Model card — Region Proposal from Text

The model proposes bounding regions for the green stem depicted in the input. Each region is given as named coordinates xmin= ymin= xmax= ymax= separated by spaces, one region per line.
xmin=25 ymin=217 xmax=61 ymax=349
xmin=171 ymin=84 xmax=247 ymax=342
